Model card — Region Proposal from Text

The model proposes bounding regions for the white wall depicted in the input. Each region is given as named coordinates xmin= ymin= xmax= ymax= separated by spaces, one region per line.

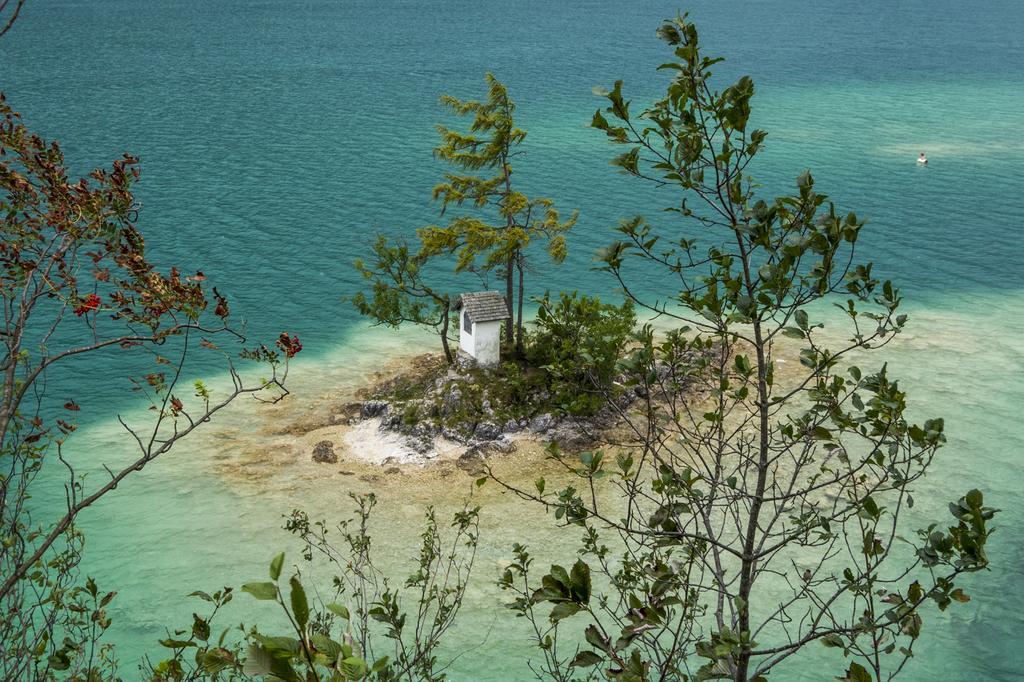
xmin=459 ymin=309 xmax=474 ymax=356
xmin=458 ymin=310 xmax=504 ymax=366
xmin=472 ymin=320 xmax=503 ymax=366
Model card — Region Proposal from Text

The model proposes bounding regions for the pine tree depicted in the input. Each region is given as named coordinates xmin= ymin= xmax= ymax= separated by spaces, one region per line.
xmin=420 ymin=74 xmax=577 ymax=354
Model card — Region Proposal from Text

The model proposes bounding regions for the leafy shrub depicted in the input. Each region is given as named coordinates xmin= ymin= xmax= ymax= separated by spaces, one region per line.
xmin=526 ymin=291 xmax=635 ymax=415
xmin=144 ymin=494 xmax=479 ymax=681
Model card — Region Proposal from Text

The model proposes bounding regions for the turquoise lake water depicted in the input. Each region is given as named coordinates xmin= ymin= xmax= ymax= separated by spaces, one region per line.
xmin=2 ymin=0 xmax=1023 ymax=679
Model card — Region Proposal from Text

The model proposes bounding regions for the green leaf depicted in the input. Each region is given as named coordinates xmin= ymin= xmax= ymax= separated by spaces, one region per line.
xmin=965 ymin=489 xmax=983 ymax=508
xmin=340 ymin=656 xmax=369 ymax=677
xmin=241 ymin=582 xmax=278 ymax=601
xmin=159 ymin=638 xmax=196 ymax=649
xmin=585 ymin=624 xmax=608 ymax=650
xmin=269 ymin=552 xmax=285 ymax=581
xmin=795 ymin=309 xmax=809 ymax=330
xmin=200 ymin=648 xmax=234 ymax=674
xmin=327 ymin=603 xmax=351 ymax=620
xmin=289 ymin=576 xmax=309 ymax=631
xmin=47 ymin=652 xmax=71 ymax=671
xmin=841 ymin=662 xmax=873 ymax=682
xmin=311 ymin=633 xmax=343 ymax=661
xmin=572 ymin=650 xmax=604 ymax=667
xmin=612 ymin=148 xmax=640 ymax=174
xmin=733 ymin=354 xmax=751 ymax=374
xmin=570 ymin=560 xmax=592 ymax=604
xmin=192 ymin=613 xmax=211 ymax=642
xmin=242 ymin=643 xmax=299 ymax=680
xmin=242 ymin=645 xmax=272 ymax=676
xmin=950 ymin=588 xmax=971 ymax=603
xmin=812 ymin=426 xmax=832 ymax=440
xmin=549 ymin=602 xmax=581 ymax=622
xmin=861 ymin=496 xmax=880 ymax=520
xmin=254 ymin=634 xmax=301 ymax=655
xmin=821 ymin=633 xmax=845 ymax=648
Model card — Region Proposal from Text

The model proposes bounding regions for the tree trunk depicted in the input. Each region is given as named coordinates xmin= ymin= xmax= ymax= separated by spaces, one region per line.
xmin=733 ymin=233 xmax=769 ymax=682
xmin=499 ymin=149 xmax=515 ymax=348
xmin=516 ymin=253 xmax=525 ymax=356
xmin=504 ymin=255 xmax=514 ymax=346
xmin=439 ymin=298 xmax=453 ymax=365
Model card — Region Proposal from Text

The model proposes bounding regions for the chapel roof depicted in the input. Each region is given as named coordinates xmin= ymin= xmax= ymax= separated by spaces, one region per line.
xmin=456 ymin=291 xmax=510 ymax=323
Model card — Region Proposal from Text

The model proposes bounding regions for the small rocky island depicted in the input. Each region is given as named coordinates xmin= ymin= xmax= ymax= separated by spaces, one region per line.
xmin=327 ymin=354 xmax=707 ymax=477
xmin=343 ymin=354 xmax=629 ymax=472
xmin=312 ymin=291 xmax=712 ymax=475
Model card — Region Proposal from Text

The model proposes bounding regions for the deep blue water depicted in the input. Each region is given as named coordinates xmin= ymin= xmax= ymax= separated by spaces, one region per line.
xmin=2 ymin=1 xmax=1023 ymax=679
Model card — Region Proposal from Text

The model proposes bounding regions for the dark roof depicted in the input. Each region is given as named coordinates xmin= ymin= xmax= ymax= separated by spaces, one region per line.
xmin=456 ymin=291 xmax=510 ymax=323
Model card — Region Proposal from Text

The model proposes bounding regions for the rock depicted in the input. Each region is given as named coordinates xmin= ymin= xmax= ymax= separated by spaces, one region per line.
xmin=456 ymin=449 xmax=486 ymax=476
xmin=409 ymin=434 xmax=435 ymax=454
xmin=529 ymin=413 xmax=557 ymax=433
xmin=454 ymin=422 xmax=476 ymax=441
xmin=441 ymin=426 xmax=464 ymax=442
xmin=491 ymin=437 xmax=517 ymax=454
xmin=405 ymin=423 xmax=425 ymax=437
xmin=464 ymin=443 xmax=488 ymax=457
xmin=474 ymin=421 xmax=502 ymax=441
xmin=456 ymin=435 xmax=516 ymax=473
xmin=546 ymin=423 xmax=592 ymax=450
xmin=481 ymin=399 xmax=495 ymax=417
xmin=337 ymin=470 xmax=355 ymax=476
xmin=361 ymin=400 xmax=389 ymax=418
xmin=615 ymin=391 xmax=636 ymax=409
xmin=380 ymin=412 xmax=403 ymax=430
xmin=384 ymin=466 xmax=401 ymax=475
xmin=455 ymin=353 xmax=477 ymax=371
xmin=312 ymin=440 xmax=337 ymax=464
xmin=502 ymin=419 xmax=520 ymax=433
xmin=440 ymin=384 xmax=463 ymax=417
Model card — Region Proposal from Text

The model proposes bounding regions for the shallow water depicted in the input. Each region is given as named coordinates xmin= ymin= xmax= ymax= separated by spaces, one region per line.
xmin=2 ymin=0 xmax=1023 ymax=679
